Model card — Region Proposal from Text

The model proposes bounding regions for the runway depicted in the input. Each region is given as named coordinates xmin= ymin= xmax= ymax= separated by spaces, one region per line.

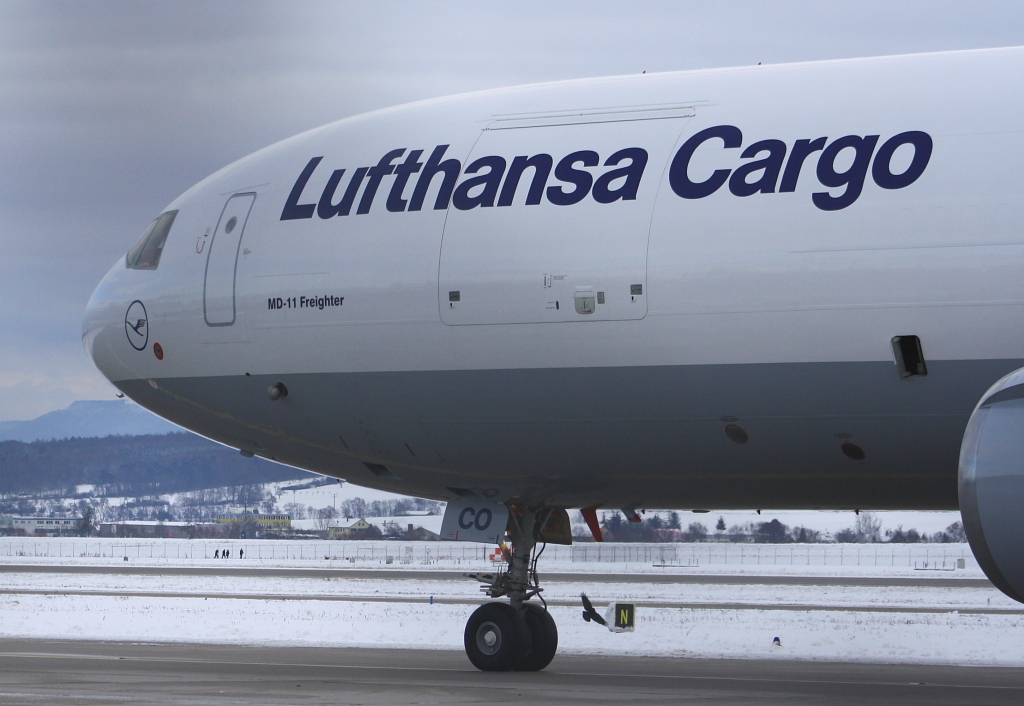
xmin=0 ymin=563 xmax=992 ymax=588
xmin=0 ymin=639 xmax=1021 ymax=705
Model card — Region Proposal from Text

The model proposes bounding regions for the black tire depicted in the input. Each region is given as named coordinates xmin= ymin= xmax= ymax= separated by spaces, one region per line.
xmin=516 ymin=603 xmax=558 ymax=671
xmin=464 ymin=603 xmax=529 ymax=671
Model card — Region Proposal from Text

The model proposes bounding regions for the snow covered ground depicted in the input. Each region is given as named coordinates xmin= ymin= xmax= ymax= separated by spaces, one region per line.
xmin=3 ymin=593 xmax=1021 ymax=667
xmin=1 ymin=538 xmax=1022 ymax=667
xmin=0 ymin=570 xmax=1016 ymax=612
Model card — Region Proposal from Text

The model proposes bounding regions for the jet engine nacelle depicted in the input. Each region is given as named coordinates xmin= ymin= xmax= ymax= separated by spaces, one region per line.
xmin=960 ymin=368 xmax=1024 ymax=603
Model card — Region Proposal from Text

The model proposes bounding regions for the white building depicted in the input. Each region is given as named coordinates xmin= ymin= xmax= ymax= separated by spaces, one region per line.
xmin=11 ymin=517 xmax=79 ymax=536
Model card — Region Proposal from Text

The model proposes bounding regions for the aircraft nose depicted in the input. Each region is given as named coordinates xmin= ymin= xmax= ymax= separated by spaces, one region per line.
xmin=82 ymin=257 xmax=141 ymax=386
xmin=85 ymin=209 xmax=178 ymax=387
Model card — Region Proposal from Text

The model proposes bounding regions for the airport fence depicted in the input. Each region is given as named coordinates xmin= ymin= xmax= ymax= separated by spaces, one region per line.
xmin=558 ymin=542 xmax=974 ymax=569
xmin=0 ymin=539 xmax=490 ymax=563
xmin=0 ymin=537 xmax=976 ymax=569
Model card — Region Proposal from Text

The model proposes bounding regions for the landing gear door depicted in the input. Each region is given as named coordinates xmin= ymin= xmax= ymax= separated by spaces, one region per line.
xmin=441 ymin=501 xmax=509 ymax=544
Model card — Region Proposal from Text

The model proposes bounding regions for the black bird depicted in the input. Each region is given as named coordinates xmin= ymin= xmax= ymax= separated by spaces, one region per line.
xmin=580 ymin=593 xmax=606 ymax=625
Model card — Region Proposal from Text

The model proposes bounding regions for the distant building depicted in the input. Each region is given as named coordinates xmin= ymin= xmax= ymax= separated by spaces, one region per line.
xmin=216 ymin=513 xmax=292 ymax=530
xmin=11 ymin=517 xmax=79 ymax=536
xmin=329 ymin=519 xmax=438 ymax=541
xmin=406 ymin=524 xmax=441 ymax=541
xmin=328 ymin=518 xmax=373 ymax=539
xmin=99 ymin=521 xmax=192 ymax=539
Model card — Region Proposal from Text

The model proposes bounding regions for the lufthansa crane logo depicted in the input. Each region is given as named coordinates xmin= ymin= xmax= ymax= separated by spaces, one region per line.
xmin=125 ymin=300 xmax=149 ymax=351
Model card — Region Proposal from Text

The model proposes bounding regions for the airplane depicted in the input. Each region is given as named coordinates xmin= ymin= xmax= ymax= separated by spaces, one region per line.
xmin=83 ymin=46 xmax=1024 ymax=671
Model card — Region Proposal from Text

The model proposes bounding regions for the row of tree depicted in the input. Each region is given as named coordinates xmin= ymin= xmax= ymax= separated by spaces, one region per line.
xmin=3 ymin=485 xmax=443 ymax=531
xmin=0 ymin=433 xmax=316 ymax=498
xmin=334 ymin=497 xmax=442 ymax=520
xmin=588 ymin=512 xmax=968 ymax=544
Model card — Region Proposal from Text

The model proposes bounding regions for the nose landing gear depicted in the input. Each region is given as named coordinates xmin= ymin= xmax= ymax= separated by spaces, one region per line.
xmin=464 ymin=602 xmax=531 ymax=671
xmin=464 ymin=507 xmax=559 ymax=671
xmin=517 ymin=602 xmax=559 ymax=670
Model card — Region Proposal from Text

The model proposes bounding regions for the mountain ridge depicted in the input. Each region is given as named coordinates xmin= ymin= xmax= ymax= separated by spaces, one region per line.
xmin=0 ymin=432 xmax=314 ymax=497
xmin=0 ymin=400 xmax=180 ymax=443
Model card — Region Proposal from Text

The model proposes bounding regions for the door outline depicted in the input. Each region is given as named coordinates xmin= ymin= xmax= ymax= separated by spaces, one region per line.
xmin=204 ymin=192 xmax=256 ymax=326
xmin=436 ymin=114 xmax=695 ymax=326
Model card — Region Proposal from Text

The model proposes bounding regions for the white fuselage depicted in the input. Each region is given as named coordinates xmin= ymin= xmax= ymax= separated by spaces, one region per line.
xmin=83 ymin=47 xmax=1024 ymax=511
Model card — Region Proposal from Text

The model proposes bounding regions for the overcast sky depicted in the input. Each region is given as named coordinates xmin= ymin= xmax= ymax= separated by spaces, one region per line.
xmin=2 ymin=1 xmax=1024 ymax=421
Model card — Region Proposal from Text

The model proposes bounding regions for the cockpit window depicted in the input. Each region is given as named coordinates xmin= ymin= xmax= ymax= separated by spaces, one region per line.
xmin=126 ymin=210 xmax=177 ymax=270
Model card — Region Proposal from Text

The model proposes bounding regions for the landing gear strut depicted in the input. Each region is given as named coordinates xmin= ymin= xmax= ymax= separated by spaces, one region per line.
xmin=464 ymin=507 xmax=558 ymax=671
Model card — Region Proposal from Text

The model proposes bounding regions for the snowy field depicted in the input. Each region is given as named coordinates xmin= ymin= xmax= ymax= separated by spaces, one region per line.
xmin=3 ymin=594 xmax=1022 ymax=668
xmin=2 ymin=538 xmax=1023 ymax=667
xmin=0 ymin=567 xmax=1016 ymax=611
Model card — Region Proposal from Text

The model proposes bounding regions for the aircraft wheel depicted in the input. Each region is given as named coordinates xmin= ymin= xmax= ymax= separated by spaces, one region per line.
xmin=515 ymin=603 xmax=558 ymax=671
xmin=464 ymin=603 xmax=529 ymax=671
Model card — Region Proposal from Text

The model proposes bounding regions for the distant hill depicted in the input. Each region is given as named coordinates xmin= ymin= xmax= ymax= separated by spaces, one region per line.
xmin=0 ymin=433 xmax=315 ymax=497
xmin=0 ymin=400 xmax=180 ymax=442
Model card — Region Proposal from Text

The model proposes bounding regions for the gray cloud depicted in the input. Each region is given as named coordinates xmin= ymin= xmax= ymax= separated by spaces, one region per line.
xmin=2 ymin=0 xmax=1023 ymax=419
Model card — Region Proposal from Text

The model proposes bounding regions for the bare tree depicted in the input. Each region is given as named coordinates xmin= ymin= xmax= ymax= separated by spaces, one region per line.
xmin=75 ymin=501 xmax=96 ymax=536
xmin=340 ymin=497 xmax=367 ymax=520
xmin=685 ymin=522 xmax=708 ymax=542
xmin=932 ymin=521 xmax=967 ymax=543
xmin=283 ymin=502 xmax=307 ymax=520
xmin=382 ymin=520 xmax=405 ymax=539
xmin=855 ymin=512 xmax=883 ymax=543
xmin=314 ymin=506 xmax=338 ymax=532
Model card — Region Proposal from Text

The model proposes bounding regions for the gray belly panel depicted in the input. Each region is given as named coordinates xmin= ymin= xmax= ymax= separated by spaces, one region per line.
xmin=117 ymin=359 xmax=1024 ymax=511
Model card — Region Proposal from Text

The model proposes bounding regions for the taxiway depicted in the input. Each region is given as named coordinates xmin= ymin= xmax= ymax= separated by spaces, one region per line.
xmin=1 ymin=639 xmax=1022 ymax=705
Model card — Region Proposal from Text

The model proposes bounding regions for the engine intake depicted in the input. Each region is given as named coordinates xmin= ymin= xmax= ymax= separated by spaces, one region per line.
xmin=959 ymin=368 xmax=1024 ymax=603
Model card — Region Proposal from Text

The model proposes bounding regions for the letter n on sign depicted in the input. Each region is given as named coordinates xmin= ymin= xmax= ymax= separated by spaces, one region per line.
xmin=605 ymin=601 xmax=636 ymax=633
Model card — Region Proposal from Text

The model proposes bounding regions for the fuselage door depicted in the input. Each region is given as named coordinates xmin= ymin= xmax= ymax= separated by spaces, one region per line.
xmin=438 ymin=107 xmax=694 ymax=325
xmin=204 ymin=192 xmax=256 ymax=326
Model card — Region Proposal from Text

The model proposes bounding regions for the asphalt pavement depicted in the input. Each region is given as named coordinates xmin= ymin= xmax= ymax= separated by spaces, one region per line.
xmin=0 ymin=639 xmax=1021 ymax=705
